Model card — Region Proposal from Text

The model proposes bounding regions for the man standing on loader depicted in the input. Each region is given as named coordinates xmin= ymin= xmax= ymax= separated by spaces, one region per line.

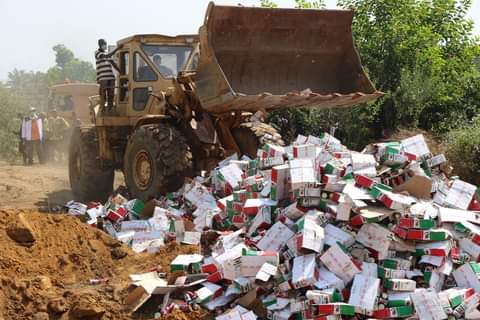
xmin=95 ymin=39 xmax=121 ymax=114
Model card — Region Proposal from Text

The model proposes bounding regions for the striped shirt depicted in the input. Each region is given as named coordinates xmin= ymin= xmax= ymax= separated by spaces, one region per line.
xmin=95 ymin=50 xmax=115 ymax=82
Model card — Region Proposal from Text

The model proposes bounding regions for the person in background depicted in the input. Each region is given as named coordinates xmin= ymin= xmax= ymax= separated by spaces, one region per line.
xmin=38 ymin=112 xmax=49 ymax=163
xmin=12 ymin=113 xmax=26 ymax=164
xmin=22 ymin=107 xmax=44 ymax=165
xmin=48 ymin=109 xmax=70 ymax=162
xmin=95 ymin=39 xmax=121 ymax=114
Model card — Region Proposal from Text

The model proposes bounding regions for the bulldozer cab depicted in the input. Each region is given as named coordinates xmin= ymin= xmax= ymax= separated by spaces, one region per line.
xmin=96 ymin=34 xmax=198 ymax=124
xmin=49 ymin=83 xmax=99 ymax=125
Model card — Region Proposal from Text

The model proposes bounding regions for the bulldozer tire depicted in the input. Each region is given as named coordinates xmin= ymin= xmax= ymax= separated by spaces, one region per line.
xmin=231 ymin=122 xmax=284 ymax=159
xmin=123 ymin=124 xmax=192 ymax=201
xmin=69 ymin=128 xmax=114 ymax=203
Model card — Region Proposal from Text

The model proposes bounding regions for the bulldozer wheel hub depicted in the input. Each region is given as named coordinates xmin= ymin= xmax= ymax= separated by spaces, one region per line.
xmin=133 ymin=151 xmax=153 ymax=191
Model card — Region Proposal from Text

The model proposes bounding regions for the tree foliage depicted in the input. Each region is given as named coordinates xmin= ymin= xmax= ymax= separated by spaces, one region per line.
xmin=293 ymin=0 xmax=325 ymax=8
xmin=48 ymin=44 xmax=95 ymax=84
xmin=0 ymin=85 xmax=24 ymax=160
xmin=262 ymin=0 xmax=480 ymax=148
xmin=0 ymin=45 xmax=95 ymax=160
xmin=338 ymin=0 xmax=480 ymax=134
xmin=445 ymin=116 xmax=480 ymax=186
xmin=53 ymin=44 xmax=74 ymax=68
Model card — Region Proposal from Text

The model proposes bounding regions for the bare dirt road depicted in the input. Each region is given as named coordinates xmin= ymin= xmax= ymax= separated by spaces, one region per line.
xmin=0 ymin=161 xmax=123 ymax=209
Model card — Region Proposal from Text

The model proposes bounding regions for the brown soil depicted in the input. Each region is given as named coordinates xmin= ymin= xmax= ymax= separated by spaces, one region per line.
xmin=0 ymin=208 xmax=203 ymax=320
xmin=0 ymin=161 xmax=124 ymax=210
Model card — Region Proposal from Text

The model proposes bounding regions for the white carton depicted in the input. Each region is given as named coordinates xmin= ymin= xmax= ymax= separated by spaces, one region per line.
xmin=291 ymin=254 xmax=317 ymax=289
xmin=410 ymin=289 xmax=447 ymax=320
xmin=348 ymin=274 xmax=380 ymax=312
xmin=444 ymin=179 xmax=477 ymax=210
xmin=356 ymin=223 xmax=393 ymax=259
xmin=314 ymin=267 xmax=345 ymax=290
xmin=131 ymin=231 xmax=164 ymax=253
xmin=320 ymin=244 xmax=361 ymax=283
xmin=289 ymin=159 xmax=317 ymax=190
xmin=351 ymin=153 xmax=377 ymax=177
xmin=324 ymin=224 xmax=355 ymax=247
xmin=240 ymin=251 xmax=279 ymax=277
xmin=401 ymin=134 xmax=431 ymax=158
xmin=182 ymin=231 xmax=202 ymax=245
xmin=297 ymin=216 xmax=325 ymax=253
xmin=219 ymin=163 xmax=244 ymax=189
xmin=256 ymin=263 xmax=278 ymax=282
xmin=256 ymin=222 xmax=295 ymax=252
xmin=453 ymin=262 xmax=480 ymax=292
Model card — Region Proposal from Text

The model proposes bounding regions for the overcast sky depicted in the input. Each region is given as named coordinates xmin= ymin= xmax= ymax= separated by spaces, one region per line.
xmin=0 ymin=0 xmax=479 ymax=81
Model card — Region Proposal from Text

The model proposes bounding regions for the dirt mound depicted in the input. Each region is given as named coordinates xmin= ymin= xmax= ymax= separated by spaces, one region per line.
xmin=0 ymin=209 xmax=201 ymax=319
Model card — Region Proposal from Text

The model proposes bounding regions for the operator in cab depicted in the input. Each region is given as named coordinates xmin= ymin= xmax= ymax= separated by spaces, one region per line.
xmin=95 ymin=39 xmax=121 ymax=114
xmin=152 ymin=54 xmax=173 ymax=78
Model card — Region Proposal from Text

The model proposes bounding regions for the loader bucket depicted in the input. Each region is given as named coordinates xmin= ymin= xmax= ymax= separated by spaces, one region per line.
xmin=194 ymin=2 xmax=383 ymax=114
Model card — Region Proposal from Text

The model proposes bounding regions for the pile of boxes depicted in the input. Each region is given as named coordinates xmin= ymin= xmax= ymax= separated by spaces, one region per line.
xmin=67 ymin=132 xmax=480 ymax=319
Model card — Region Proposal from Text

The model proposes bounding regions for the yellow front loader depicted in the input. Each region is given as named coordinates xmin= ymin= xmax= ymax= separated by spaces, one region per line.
xmin=69 ymin=2 xmax=382 ymax=202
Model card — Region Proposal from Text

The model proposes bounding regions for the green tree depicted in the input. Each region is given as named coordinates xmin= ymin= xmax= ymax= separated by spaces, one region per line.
xmin=261 ymin=0 xmax=480 ymax=148
xmin=7 ymin=69 xmax=49 ymax=111
xmin=293 ymin=0 xmax=325 ymax=8
xmin=260 ymin=0 xmax=278 ymax=7
xmin=0 ymin=86 xmax=25 ymax=160
xmin=337 ymin=0 xmax=480 ymax=134
xmin=47 ymin=44 xmax=95 ymax=85
xmin=53 ymin=44 xmax=74 ymax=68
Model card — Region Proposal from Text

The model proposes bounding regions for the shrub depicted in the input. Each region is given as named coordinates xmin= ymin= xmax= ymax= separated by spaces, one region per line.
xmin=444 ymin=118 xmax=480 ymax=186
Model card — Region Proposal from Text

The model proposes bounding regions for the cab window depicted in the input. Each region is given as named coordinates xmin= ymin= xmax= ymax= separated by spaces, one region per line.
xmin=134 ymin=52 xmax=157 ymax=82
xmin=142 ymin=45 xmax=193 ymax=78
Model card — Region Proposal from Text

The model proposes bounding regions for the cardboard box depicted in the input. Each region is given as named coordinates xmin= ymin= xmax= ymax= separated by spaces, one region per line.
xmin=356 ymin=223 xmax=392 ymax=259
xmin=372 ymin=306 xmax=414 ymax=318
xmin=351 ymin=153 xmax=377 ymax=177
xmin=293 ymin=144 xmax=316 ymax=159
xmin=256 ymin=221 xmax=295 ymax=252
xmin=247 ymin=207 xmax=271 ymax=237
xmin=120 ymin=220 xmax=151 ymax=233
xmin=453 ymin=262 xmax=480 ymax=292
xmin=289 ymin=159 xmax=317 ymax=190
xmin=416 ymin=241 xmax=452 ymax=257
xmin=170 ymin=254 xmax=204 ymax=272
xmin=292 ymin=254 xmax=318 ymax=289
xmin=131 ymin=231 xmax=164 ymax=253
xmin=243 ymin=198 xmax=277 ymax=216
xmin=182 ymin=231 xmax=201 ymax=245
xmin=348 ymin=274 xmax=380 ymax=311
xmin=296 ymin=216 xmax=325 ymax=253
xmin=271 ymin=164 xmax=290 ymax=201
xmin=320 ymin=244 xmax=361 ymax=283
xmin=195 ymin=282 xmax=223 ymax=304
xmin=283 ymin=202 xmax=307 ymax=221
xmin=444 ymin=179 xmax=478 ymax=210
xmin=410 ymin=289 xmax=447 ymax=320
xmin=263 ymin=143 xmax=285 ymax=158
xmin=106 ymin=206 xmax=127 ymax=222
xmin=384 ymin=279 xmax=416 ymax=291
xmin=256 ymin=262 xmax=278 ymax=282
xmin=184 ymin=181 xmax=218 ymax=210
xmin=324 ymin=224 xmax=355 ymax=247
xmin=240 ymin=249 xmax=279 ymax=277
xmin=401 ymin=134 xmax=431 ymax=158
